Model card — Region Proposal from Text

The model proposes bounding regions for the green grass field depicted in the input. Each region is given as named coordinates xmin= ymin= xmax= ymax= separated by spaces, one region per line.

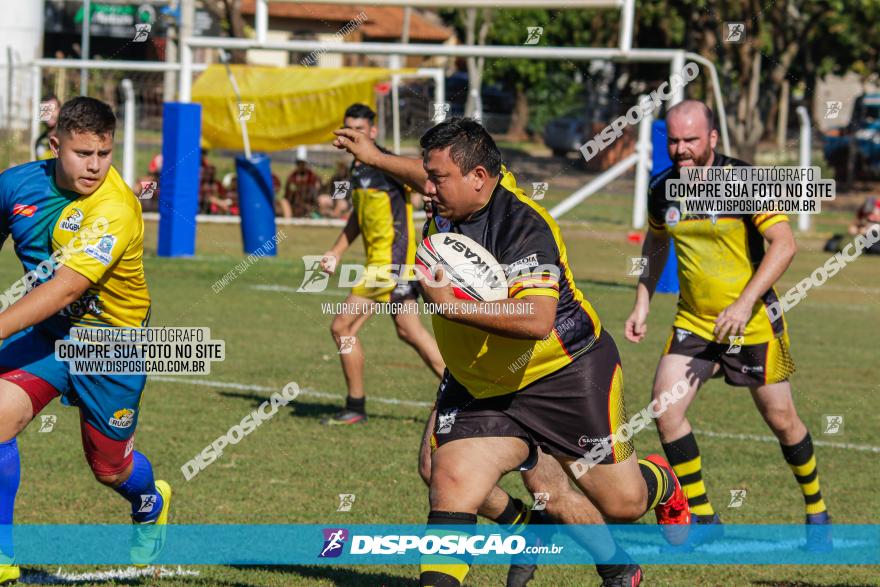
xmin=5 ymin=217 xmax=879 ymax=586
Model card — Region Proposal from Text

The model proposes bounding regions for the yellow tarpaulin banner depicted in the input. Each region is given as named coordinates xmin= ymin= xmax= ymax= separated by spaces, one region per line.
xmin=193 ymin=65 xmax=412 ymax=152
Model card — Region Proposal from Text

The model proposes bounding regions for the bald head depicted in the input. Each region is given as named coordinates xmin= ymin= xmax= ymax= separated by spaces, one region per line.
xmin=665 ymin=100 xmax=718 ymax=169
xmin=667 ymin=100 xmax=714 ymax=133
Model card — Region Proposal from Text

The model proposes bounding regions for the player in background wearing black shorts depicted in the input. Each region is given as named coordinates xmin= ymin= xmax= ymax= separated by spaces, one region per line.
xmin=626 ymin=100 xmax=831 ymax=542
xmin=319 ymin=104 xmax=445 ymax=425
xmin=335 ymin=118 xmax=691 ymax=586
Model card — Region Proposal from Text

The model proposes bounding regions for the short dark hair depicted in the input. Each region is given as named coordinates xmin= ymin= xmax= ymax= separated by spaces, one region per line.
xmin=56 ymin=97 xmax=116 ymax=137
xmin=420 ymin=118 xmax=502 ymax=176
xmin=344 ymin=103 xmax=375 ymax=123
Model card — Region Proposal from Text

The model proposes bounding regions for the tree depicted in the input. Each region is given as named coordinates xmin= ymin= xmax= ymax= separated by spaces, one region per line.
xmin=201 ymin=0 xmax=248 ymax=63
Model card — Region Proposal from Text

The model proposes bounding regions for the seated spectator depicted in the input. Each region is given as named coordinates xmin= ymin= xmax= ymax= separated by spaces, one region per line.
xmin=272 ymin=172 xmax=292 ymax=218
xmin=849 ymin=196 xmax=880 ymax=236
xmin=825 ymin=196 xmax=880 ymax=254
xmin=284 ymin=159 xmax=321 ymax=217
xmin=217 ymin=174 xmax=239 ymax=216
xmin=317 ymin=160 xmax=352 ymax=219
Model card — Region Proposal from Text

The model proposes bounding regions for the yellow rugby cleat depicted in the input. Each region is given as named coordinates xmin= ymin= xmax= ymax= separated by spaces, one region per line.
xmin=0 ymin=563 xmax=20 ymax=584
xmin=131 ymin=480 xmax=172 ymax=567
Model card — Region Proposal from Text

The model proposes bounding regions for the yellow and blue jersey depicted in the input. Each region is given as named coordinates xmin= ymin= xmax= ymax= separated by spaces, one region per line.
xmin=647 ymin=153 xmax=788 ymax=343
xmin=0 ymin=159 xmax=151 ymax=335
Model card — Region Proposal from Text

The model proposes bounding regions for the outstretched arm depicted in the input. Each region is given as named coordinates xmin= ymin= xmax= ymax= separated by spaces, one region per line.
xmin=333 ymin=128 xmax=427 ymax=194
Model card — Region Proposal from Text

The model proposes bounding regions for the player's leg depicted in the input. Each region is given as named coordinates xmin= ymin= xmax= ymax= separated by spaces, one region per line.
xmin=419 ymin=405 xmax=540 ymax=587
xmin=507 ymin=331 xmax=688 ymax=545
xmin=419 ymin=405 xmax=536 ymax=524
xmin=325 ymin=294 xmax=375 ymax=424
xmin=522 ymin=451 xmax=643 ymax=585
xmin=391 ymin=301 xmax=444 ymax=378
xmin=423 ymin=371 xmax=535 ymax=586
xmin=0 ymin=376 xmax=47 ymax=580
xmin=653 ymin=331 xmax=722 ymax=522
xmin=74 ymin=372 xmax=171 ymax=566
xmin=423 ymin=436 xmax=529 ymax=587
xmin=0 ymin=328 xmax=67 ymax=581
xmin=749 ymin=381 xmax=828 ymax=520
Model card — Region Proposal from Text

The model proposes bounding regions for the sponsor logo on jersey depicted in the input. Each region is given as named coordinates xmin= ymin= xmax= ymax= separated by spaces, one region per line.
xmin=506 ymin=253 xmax=539 ymax=275
xmin=84 ymin=234 xmax=116 ymax=266
xmin=12 ymin=204 xmax=37 ymax=217
xmin=665 ymin=206 xmax=681 ymax=227
xmin=109 ymin=408 xmax=135 ymax=429
xmin=59 ymin=208 xmax=84 ymax=231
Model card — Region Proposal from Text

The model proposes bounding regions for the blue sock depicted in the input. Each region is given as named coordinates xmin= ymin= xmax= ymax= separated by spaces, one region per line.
xmin=114 ymin=451 xmax=162 ymax=523
xmin=0 ymin=438 xmax=20 ymax=560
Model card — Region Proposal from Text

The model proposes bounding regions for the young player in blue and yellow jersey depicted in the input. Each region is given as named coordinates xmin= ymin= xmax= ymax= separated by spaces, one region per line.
xmin=318 ymin=104 xmax=445 ymax=425
xmin=626 ymin=100 xmax=830 ymax=543
xmin=0 ymin=97 xmax=170 ymax=583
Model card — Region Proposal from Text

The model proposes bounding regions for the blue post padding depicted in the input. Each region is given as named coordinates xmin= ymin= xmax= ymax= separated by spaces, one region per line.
xmin=158 ymin=102 xmax=201 ymax=257
xmin=236 ymin=154 xmax=277 ymax=256
xmin=652 ymin=120 xmax=679 ymax=294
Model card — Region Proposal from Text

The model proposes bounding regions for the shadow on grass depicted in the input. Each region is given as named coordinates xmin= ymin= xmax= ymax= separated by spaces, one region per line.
xmin=753 ymin=582 xmax=876 ymax=587
xmin=20 ymin=566 xmax=232 ymax=586
xmin=230 ymin=565 xmax=415 ymax=586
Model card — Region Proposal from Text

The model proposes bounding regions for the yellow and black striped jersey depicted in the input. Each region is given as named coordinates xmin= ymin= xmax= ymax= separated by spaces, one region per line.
xmin=425 ymin=168 xmax=603 ymax=399
xmin=350 ymin=153 xmax=415 ymax=271
xmin=648 ymin=153 xmax=788 ymax=343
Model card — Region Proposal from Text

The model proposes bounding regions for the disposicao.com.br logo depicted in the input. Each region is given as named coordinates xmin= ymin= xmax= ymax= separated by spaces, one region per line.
xmin=318 ymin=529 xmax=562 ymax=557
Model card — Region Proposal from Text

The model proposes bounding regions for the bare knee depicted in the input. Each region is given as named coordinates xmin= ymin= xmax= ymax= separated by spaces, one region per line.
xmin=395 ymin=324 xmax=416 ymax=344
xmin=0 ymin=384 xmax=36 ymax=442
xmin=429 ymin=467 xmax=462 ymax=509
xmin=763 ymin=405 xmax=802 ymax=439
xmin=597 ymin=484 xmax=647 ymax=522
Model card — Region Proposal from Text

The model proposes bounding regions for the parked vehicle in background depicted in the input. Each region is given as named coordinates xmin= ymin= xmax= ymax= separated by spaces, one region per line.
xmin=543 ymin=108 xmax=590 ymax=158
xmin=824 ymin=93 xmax=880 ymax=185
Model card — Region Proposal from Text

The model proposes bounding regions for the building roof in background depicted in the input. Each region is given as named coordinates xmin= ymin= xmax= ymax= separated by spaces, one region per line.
xmin=240 ymin=1 xmax=454 ymax=42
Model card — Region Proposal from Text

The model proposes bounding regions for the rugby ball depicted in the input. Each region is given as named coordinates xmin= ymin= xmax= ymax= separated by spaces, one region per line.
xmin=415 ymin=233 xmax=508 ymax=302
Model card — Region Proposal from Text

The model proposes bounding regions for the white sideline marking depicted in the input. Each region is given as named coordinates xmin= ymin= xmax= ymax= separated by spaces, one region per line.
xmin=151 ymin=376 xmax=434 ymax=408
xmin=21 ymin=566 xmax=199 ymax=584
xmin=693 ymin=428 xmax=880 ymax=454
xmin=249 ymin=285 xmax=348 ymax=297
xmin=151 ymin=377 xmax=880 ymax=453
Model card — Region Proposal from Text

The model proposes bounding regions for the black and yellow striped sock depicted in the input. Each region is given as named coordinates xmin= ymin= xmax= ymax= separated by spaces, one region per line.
xmin=490 ymin=495 xmax=532 ymax=531
xmin=638 ymin=459 xmax=673 ymax=513
xmin=662 ymin=432 xmax=715 ymax=518
xmin=780 ymin=432 xmax=827 ymax=516
xmin=420 ymin=511 xmax=476 ymax=587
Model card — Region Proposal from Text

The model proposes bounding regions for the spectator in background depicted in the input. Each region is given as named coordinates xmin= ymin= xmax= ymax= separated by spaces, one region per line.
xmin=849 ymin=196 xmax=880 ymax=236
xmin=285 ymin=159 xmax=321 ymax=217
xmin=134 ymin=153 xmax=162 ymax=212
xmin=34 ymin=95 xmax=60 ymax=160
xmin=273 ymin=172 xmax=292 ymax=218
xmin=317 ymin=160 xmax=352 ymax=218
xmin=199 ymin=150 xmax=235 ymax=215
xmin=217 ymin=173 xmax=239 ymax=216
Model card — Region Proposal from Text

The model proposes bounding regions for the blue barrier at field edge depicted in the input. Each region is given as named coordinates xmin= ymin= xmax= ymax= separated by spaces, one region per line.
xmin=652 ymin=120 xmax=680 ymax=294
xmin=236 ymin=154 xmax=277 ymax=257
